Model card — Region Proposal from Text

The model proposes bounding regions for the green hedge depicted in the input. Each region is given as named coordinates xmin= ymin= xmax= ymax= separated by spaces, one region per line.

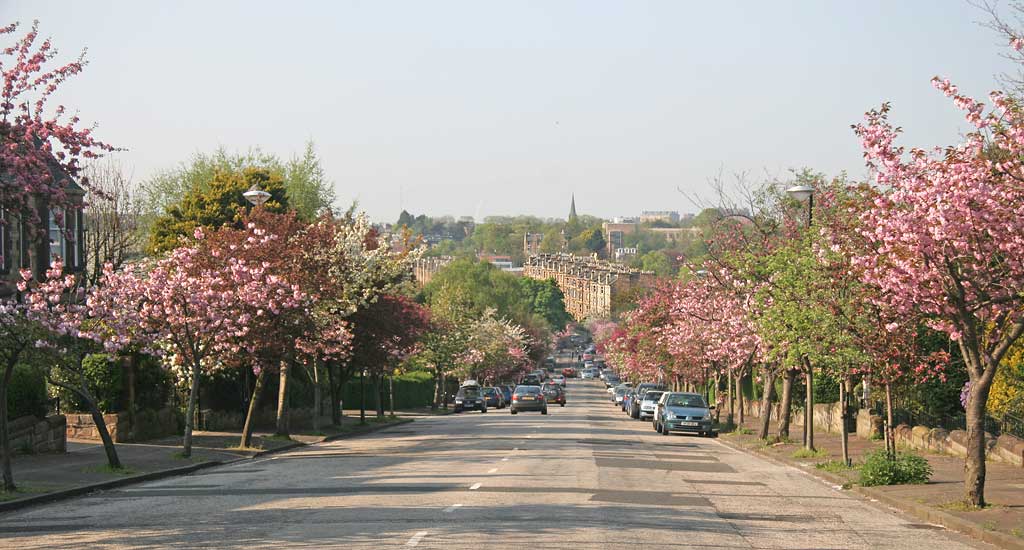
xmin=341 ymin=371 xmax=435 ymax=410
xmin=7 ymin=363 xmax=48 ymax=420
xmin=57 ymin=353 xmax=173 ymax=413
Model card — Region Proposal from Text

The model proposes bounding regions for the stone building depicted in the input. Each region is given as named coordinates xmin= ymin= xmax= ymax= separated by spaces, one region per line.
xmin=413 ymin=256 xmax=454 ymax=285
xmin=523 ymin=253 xmax=654 ymax=321
xmin=1 ymin=176 xmax=87 ymax=296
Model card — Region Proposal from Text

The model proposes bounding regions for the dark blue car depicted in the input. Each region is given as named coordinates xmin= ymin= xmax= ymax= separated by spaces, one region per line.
xmin=500 ymin=385 xmax=513 ymax=406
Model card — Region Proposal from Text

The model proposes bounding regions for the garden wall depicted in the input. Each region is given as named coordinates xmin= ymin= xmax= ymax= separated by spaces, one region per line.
xmin=737 ymin=398 xmax=1024 ymax=467
xmin=10 ymin=414 xmax=66 ymax=454
xmin=66 ymin=408 xmax=178 ymax=443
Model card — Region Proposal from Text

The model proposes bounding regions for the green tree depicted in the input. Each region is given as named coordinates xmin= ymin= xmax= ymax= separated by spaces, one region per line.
xmin=147 ymin=167 xmax=288 ymax=254
xmin=539 ymin=228 xmax=565 ymax=253
xmin=570 ymin=227 xmax=606 ymax=255
xmin=640 ymin=250 xmax=675 ymax=277
xmin=518 ymin=278 xmax=572 ymax=329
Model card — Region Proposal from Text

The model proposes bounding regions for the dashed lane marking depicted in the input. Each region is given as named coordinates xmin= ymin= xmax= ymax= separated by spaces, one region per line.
xmin=487 ymin=468 xmax=497 ymax=473
xmin=406 ymin=531 xmax=428 ymax=547
xmin=469 ymin=483 xmax=482 ymax=490
xmin=501 ymin=457 xmax=509 ymax=462
xmin=443 ymin=504 xmax=462 ymax=513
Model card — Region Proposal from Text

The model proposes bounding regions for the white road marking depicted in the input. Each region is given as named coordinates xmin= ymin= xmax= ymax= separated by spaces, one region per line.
xmin=406 ymin=531 xmax=428 ymax=546
xmin=527 ymin=435 xmax=533 ymax=438
xmin=487 ymin=468 xmax=497 ymax=473
xmin=501 ymin=457 xmax=509 ymax=462
xmin=513 ymin=447 xmax=519 ymax=451
xmin=469 ymin=482 xmax=482 ymax=490
xmin=444 ymin=504 xmax=463 ymax=513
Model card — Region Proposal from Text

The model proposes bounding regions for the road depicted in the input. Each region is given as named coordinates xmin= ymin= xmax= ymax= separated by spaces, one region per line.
xmin=1 ymin=380 xmax=986 ymax=549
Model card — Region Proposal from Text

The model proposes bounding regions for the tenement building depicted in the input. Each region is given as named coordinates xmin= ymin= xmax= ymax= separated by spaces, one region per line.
xmin=523 ymin=253 xmax=654 ymax=321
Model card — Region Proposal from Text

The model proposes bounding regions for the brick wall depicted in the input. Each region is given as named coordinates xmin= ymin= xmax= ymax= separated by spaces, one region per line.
xmin=10 ymin=415 xmax=66 ymax=454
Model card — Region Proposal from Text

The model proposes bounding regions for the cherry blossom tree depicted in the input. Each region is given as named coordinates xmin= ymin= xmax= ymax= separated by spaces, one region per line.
xmin=852 ymin=77 xmax=1024 ymax=506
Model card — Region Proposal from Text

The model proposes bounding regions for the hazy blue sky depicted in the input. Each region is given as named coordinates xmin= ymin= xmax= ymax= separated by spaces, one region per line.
xmin=2 ymin=1 xmax=1016 ymax=222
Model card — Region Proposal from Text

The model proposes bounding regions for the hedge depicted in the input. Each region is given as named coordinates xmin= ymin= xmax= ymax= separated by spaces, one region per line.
xmin=7 ymin=363 xmax=48 ymax=420
xmin=341 ymin=371 xmax=435 ymax=410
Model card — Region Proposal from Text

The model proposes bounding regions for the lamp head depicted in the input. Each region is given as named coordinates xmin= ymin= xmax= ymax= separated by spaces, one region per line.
xmin=785 ymin=184 xmax=814 ymax=202
xmin=243 ymin=184 xmax=272 ymax=207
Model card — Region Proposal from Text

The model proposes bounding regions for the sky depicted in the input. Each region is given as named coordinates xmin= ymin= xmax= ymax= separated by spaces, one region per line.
xmin=2 ymin=1 xmax=1017 ymax=223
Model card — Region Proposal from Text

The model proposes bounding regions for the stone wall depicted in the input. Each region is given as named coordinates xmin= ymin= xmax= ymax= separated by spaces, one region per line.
xmin=10 ymin=414 xmax=66 ymax=454
xmin=737 ymin=396 xmax=1024 ymax=467
xmin=66 ymin=408 xmax=178 ymax=443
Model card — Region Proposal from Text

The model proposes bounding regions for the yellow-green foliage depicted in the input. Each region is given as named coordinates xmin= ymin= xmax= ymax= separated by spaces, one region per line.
xmin=147 ymin=167 xmax=288 ymax=254
xmin=989 ymin=344 xmax=1024 ymax=418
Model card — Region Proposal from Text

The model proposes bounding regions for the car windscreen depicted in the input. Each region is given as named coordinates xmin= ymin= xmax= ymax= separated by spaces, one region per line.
xmin=665 ymin=394 xmax=707 ymax=408
xmin=643 ymin=392 xmax=664 ymax=402
xmin=457 ymin=388 xmax=481 ymax=398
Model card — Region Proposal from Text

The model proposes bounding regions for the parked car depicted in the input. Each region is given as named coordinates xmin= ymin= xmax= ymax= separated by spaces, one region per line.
xmin=638 ymin=390 xmax=664 ymax=420
xmin=580 ymin=368 xmax=597 ymax=379
xmin=510 ymin=385 xmax=548 ymax=415
xmin=628 ymin=383 xmax=667 ymax=419
xmin=521 ymin=374 xmax=542 ymax=386
xmin=483 ymin=387 xmax=505 ymax=409
xmin=552 ymin=374 xmax=566 ymax=387
xmin=604 ymin=374 xmax=621 ymax=388
xmin=561 ymin=367 xmax=575 ymax=378
xmin=454 ymin=386 xmax=488 ymax=413
xmin=612 ymin=384 xmax=632 ymax=405
xmin=542 ymin=383 xmax=566 ymax=406
xmin=653 ymin=392 xmax=715 ymax=436
xmin=499 ymin=385 xmax=513 ymax=406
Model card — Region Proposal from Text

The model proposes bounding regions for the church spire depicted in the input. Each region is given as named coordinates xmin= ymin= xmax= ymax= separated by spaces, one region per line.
xmin=569 ymin=193 xmax=578 ymax=222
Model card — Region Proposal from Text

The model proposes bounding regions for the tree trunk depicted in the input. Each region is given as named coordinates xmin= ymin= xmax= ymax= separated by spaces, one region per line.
xmin=965 ymin=370 xmax=994 ymax=507
xmin=736 ymin=372 xmax=745 ymax=425
xmin=885 ymin=381 xmax=896 ymax=459
xmin=327 ymin=361 xmax=342 ymax=427
xmin=311 ymin=359 xmax=321 ymax=434
xmin=125 ymin=355 xmax=136 ymax=441
xmin=359 ymin=369 xmax=366 ymax=424
xmin=275 ymin=361 xmax=290 ymax=437
xmin=86 ymin=397 xmax=121 ymax=469
xmin=432 ymin=367 xmax=442 ymax=411
xmin=1 ymin=360 xmax=18 ymax=492
xmin=840 ymin=376 xmax=850 ymax=467
xmin=758 ymin=369 xmax=776 ymax=440
xmin=726 ymin=372 xmax=734 ymax=429
xmin=804 ymin=358 xmax=814 ymax=451
xmin=182 ymin=361 xmax=201 ymax=458
xmin=778 ymin=369 xmax=795 ymax=440
xmin=240 ymin=369 xmax=266 ymax=448
xmin=376 ymin=374 xmax=385 ymax=419
xmin=390 ymin=375 xmax=395 ymax=416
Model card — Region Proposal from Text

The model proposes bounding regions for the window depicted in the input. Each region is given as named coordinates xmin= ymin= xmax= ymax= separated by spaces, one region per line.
xmin=0 ymin=208 xmax=7 ymax=274
xmin=48 ymin=209 xmax=63 ymax=262
xmin=19 ymin=219 xmax=29 ymax=269
xmin=47 ymin=208 xmax=84 ymax=271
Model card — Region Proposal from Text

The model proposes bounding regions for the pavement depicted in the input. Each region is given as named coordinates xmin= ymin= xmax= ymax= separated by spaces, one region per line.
xmin=0 ymin=379 xmax=992 ymax=549
xmin=3 ymin=412 xmax=419 ymax=511
xmin=720 ymin=413 xmax=1024 ymax=548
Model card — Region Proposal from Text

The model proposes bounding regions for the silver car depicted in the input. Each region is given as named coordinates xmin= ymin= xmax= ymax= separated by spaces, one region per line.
xmin=611 ymin=383 xmax=632 ymax=405
xmin=638 ymin=390 xmax=665 ymax=420
xmin=653 ymin=392 xmax=715 ymax=437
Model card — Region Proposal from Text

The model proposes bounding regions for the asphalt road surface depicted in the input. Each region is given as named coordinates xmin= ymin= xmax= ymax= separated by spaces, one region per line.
xmin=1 ymin=380 xmax=987 ymax=549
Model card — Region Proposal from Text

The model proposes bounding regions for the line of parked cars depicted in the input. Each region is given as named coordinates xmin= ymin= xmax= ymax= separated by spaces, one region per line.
xmin=605 ymin=376 xmax=718 ymax=437
xmin=456 ymin=369 xmax=569 ymax=415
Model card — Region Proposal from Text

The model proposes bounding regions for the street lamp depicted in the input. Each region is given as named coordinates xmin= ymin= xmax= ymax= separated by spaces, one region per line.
xmin=786 ymin=184 xmax=814 ymax=225
xmin=243 ymin=184 xmax=271 ymax=207
xmin=785 ymin=183 xmax=816 ymax=451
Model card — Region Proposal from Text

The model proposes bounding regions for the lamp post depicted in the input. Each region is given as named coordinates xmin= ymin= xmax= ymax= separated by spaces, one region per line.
xmin=785 ymin=183 xmax=816 ymax=451
xmin=243 ymin=184 xmax=271 ymax=207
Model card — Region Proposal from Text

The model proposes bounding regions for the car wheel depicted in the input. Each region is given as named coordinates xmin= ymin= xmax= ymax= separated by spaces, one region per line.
xmin=510 ymin=409 xmax=518 ymax=415
xmin=560 ymin=403 xmax=565 ymax=407
xmin=482 ymin=407 xmax=488 ymax=413
xmin=541 ymin=409 xmax=548 ymax=415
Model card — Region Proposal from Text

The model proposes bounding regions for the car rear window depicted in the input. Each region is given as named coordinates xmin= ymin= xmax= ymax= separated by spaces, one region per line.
xmin=515 ymin=386 xmax=541 ymax=395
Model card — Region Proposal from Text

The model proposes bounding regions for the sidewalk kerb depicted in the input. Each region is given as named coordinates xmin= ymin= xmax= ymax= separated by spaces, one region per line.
xmin=717 ymin=435 xmax=1024 ymax=550
xmin=0 ymin=460 xmax=223 ymax=515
